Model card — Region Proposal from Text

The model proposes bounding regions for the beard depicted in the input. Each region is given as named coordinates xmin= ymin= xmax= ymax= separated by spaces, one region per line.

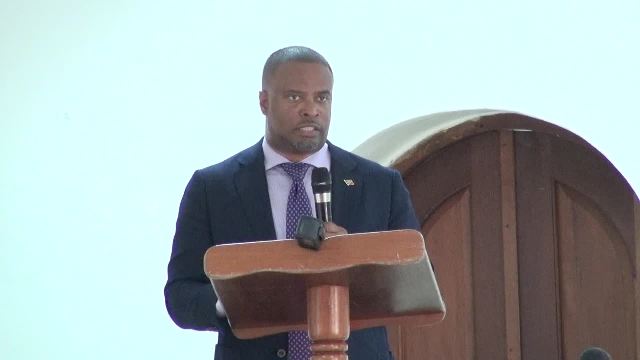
xmin=265 ymin=115 xmax=330 ymax=158
xmin=291 ymin=135 xmax=325 ymax=154
xmin=266 ymin=127 xmax=328 ymax=158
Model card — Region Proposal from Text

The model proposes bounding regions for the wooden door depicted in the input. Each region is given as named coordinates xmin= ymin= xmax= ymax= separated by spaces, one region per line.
xmin=515 ymin=131 xmax=638 ymax=359
xmin=389 ymin=126 xmax=639 ymax=359
xmin=389 ymin=130 xmax=517 ymax=359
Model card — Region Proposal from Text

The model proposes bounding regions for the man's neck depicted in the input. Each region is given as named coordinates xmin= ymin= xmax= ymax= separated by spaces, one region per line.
xmin=262 ymin=139 xmax=330 ymax=170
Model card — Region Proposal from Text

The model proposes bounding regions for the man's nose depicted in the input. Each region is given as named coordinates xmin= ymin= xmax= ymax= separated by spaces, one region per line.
xmin=300 ymin=100 xmax=320 ymax=117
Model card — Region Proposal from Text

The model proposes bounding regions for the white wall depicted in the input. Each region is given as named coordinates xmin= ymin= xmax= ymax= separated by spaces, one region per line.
xmin=1 ymin=1 xmax=638 ymax=359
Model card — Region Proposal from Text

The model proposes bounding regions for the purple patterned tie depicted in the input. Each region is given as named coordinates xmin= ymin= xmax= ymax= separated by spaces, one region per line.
xmin=280 ymin=162 xmax=313 ymax=360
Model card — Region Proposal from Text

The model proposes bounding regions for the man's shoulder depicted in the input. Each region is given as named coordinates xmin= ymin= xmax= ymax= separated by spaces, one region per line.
xmin=195 ymin=140 xmax=263 ymax=179
xmin=329 ymin=143 xmax=398 ymax=176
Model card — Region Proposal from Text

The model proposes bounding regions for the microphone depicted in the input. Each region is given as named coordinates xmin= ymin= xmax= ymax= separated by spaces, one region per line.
xmin=579 ymin=347 xmax=612 ymax=360
xmin=311 ymin=167 xmax=332 ymax=222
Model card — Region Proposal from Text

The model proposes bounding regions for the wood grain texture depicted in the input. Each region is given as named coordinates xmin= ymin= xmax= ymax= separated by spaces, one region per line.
xmin=500 ymin=130 xmax=521 ymax=360
xmin=556 ymin=183 xmax=635 ymax=359
xmin=515 ymin=131 xmax=639 ymax=359
xmin=205 ymin=230 xmax=425 ymax=277
xmin=470 ymin=131 xmax=507 ymax=359
xmin=413 ymin=189 xmax=474 ymax=359
xmin=385 ymin=113 xmax=639 ymax=359
xmin=308 ymin=285 xmax=349 ymax=360
xmin=394 ymin=131 xmax=474 ymax=360
xmin=515 ymin=132 xmax=562 ymax=359
xmin=205 ymin=230 xmax=445 ymax=339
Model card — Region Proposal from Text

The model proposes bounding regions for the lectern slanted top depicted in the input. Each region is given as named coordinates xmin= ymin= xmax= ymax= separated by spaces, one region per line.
xmin=204 ymin=229 xmax=445 ymax=340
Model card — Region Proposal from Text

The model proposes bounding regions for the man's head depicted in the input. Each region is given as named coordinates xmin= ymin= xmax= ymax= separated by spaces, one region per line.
xmin=259 ymin=46 xmax=333 ymax=162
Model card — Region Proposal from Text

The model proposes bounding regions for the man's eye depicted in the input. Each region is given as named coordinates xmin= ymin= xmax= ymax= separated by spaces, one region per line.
xmin=288 ymin=95 xmax=301 ymax=101
xmin=318 ymin=95 xmax=330 ymax=103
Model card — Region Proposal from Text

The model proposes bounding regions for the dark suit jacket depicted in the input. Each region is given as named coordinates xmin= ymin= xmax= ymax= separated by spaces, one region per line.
xmin=165 ymin=140 xmax=419 ymax=360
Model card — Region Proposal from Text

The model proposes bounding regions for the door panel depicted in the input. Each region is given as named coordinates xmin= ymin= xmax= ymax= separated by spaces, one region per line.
xmin=390 ymin=128 xmax=639 ymax=359
xmin=394 ymin=132 xmax=507 ymax=359
xmin=516 ymin=132 xmax=638 ymax=359
xmin=556 ymin=183 xmax=635 ymax=359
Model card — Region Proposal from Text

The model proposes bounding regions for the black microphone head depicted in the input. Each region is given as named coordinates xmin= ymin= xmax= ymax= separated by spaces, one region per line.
xmin=312 ymin=167 xmax=331 ymax=194
xmin=579 ymin=347 xmax=612 ymax=360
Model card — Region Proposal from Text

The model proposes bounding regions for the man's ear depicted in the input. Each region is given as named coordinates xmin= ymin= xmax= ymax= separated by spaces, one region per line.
xmin=259 ymin=90 xmax=268 ymax=115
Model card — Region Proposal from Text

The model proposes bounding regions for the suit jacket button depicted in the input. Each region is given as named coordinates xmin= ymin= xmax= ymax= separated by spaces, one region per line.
xmin=276 ymin=348 xmax=287 ymax=358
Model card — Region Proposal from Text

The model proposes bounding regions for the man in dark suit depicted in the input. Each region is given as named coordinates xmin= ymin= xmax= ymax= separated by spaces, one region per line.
xmin=164 ymin=46 xmax=419 ymax=360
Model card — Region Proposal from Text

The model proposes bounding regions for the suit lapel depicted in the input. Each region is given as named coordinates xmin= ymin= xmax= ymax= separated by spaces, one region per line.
xmin=232 ymin=141 xmax=360 ymax=239
xmin=329 ymin=143 xmax=361 ymax=231
xmin=234 ymin=141 xmax=277 ymax=241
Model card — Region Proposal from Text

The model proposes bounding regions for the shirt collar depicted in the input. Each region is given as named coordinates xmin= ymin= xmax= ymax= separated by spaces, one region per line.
xmin=262 ymin=138 xmax=331 ymax=171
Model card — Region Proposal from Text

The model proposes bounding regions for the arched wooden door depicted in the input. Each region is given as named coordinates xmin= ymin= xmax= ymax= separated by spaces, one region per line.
xmin=354 ymin=111 xmax=639 ymax=360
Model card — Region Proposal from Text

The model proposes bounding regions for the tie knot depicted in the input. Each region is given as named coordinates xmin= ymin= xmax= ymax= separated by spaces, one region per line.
xmin=280 ymin=162 xmax=311 ymax=182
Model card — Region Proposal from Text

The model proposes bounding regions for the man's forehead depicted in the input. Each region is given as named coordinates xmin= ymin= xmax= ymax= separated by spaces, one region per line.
xmin=269 ymin=62 xmax=332 ymax=84
xmin=275 ymin=84 xmax=333 ymax=94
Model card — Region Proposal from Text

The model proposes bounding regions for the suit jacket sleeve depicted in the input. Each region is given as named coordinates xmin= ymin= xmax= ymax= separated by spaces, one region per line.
xmin=164 ymin=170 xmax=228 ymax=331
xmin=388 ymin=169 xmax=420 ymax=231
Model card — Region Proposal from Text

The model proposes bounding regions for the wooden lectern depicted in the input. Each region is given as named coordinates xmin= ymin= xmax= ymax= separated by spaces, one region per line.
xmin=204 ymin=229 xmax=445 ymax=359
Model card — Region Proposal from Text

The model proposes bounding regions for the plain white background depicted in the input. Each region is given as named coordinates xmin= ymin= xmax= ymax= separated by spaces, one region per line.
xmin=1 ymin=1 xmax=638 ymax=359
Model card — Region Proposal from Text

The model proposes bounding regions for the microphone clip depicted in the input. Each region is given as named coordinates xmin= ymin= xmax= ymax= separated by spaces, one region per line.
xmin=294 ymin=215 xmax=325 ymax=250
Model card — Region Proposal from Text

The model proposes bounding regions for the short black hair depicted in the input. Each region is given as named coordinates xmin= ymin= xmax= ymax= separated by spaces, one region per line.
xmin=262 ymin=46 xmax=332 ymax=89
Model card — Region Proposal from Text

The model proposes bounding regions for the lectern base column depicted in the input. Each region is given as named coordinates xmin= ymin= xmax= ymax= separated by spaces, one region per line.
xmin=307 ymin=285 xmax=350 ymax=360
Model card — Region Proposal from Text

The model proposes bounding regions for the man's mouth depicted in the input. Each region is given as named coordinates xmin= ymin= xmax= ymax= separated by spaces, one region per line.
xmin=296 ymin=123 xmax=321 ymax=134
